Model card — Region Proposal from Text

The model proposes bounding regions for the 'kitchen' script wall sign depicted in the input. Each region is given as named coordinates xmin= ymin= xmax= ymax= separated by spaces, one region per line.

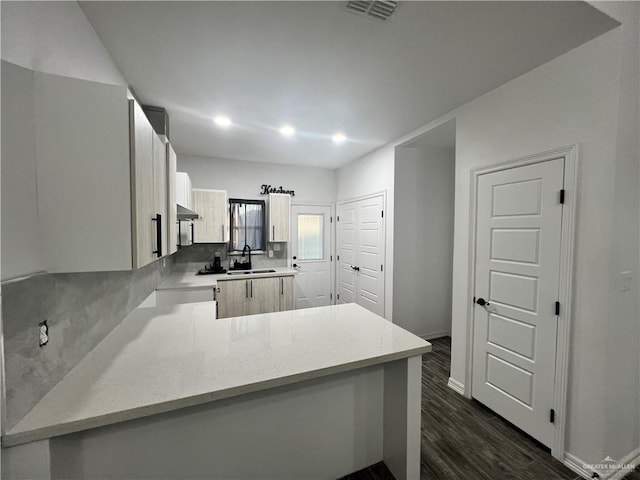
xmin=260 ymin=185 xmax=295 ymax=196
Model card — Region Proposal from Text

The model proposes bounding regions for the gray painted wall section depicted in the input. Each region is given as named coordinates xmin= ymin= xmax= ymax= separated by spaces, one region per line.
xmin=2 ymin=257 xmax=174 ymax=429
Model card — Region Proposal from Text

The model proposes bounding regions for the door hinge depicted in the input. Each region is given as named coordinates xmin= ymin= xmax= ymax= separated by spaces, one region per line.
xmin=337 ymin=216 xmax=340 ymax=222
xmin=381 ymin=210 xmax=384 ymax=218
xmin=559 ymin=189 xmax=565 ymax=204
xmin=555 ymin=301 xmax=560 ymax=316
xmin=330 ymin=255 xmax=333 ymax=261
xmin=550 ymin=409 xmax=555 ymax=423
xmin=337 ymin=293 xmax=340 ymax=300
xmin=381 ymin=264 xmax=383 ymax=272
xmin=330 ymin=293 xmax=333 ymax=300
xmin=473 ymin=296 xmax=476 ymax=304
xmin=330 ymin=216 xmax=333 ymax=223
xmin=337 ymin=254 xmax=340 ymax=261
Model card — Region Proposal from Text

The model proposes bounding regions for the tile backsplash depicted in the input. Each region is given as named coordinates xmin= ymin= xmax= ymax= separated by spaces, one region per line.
xmin=1 ymin=256 xmax=173 ymax=429
xmin=173 ymin=243 xmax=288 ymax=272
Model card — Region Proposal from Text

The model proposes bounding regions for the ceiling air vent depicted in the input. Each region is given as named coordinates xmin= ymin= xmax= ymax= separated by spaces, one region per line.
xmin=346 ymin=1 xmax=398 ymax=21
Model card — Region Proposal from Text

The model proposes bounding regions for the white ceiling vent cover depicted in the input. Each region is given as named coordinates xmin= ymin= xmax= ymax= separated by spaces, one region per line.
xmin=346 ymin=1 xmax=398 ymax=21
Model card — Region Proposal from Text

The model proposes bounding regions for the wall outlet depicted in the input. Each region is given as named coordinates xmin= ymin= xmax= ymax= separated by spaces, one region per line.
xmin=268 ymin=250 xmax=274 ymax=258
xmin=38 ymin=320 xmax=49 ymax=347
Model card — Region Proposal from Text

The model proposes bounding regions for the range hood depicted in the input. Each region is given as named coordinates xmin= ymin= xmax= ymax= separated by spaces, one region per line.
xmin=177 ymin=204 xmax=199 ymax=220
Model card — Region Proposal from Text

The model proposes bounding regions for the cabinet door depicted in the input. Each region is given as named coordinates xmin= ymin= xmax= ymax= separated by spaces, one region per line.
xmin=175 ymin=172 xmax=192 ymax=209
xmin=152 ymin=134 xmax=167 ymax=258
xmin=166 ymin=143 xmax=178 ymax=255
xmin=279 ymin=276 xmax=294 ymax=312
xmin=130 ymin=100 xmax=156 ymax=268
xmin=217 ymin=279 xmax=250 ymax=319
xmin=33 ymin=71 xmax=132 ymax=272
xmin=268 ymin=194 xmax=291 ymax=242
xmin=249 ymin=277 xmax=280 ymax=315
xmin=193 ymin=189 xmax=228 ymax=243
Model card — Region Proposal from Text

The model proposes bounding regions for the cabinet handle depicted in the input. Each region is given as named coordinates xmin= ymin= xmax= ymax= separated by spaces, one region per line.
xmin=272 ymin=225 xmax=275 ymax=239
xmin=250 ymin=280 xmax=253 ymax=298
xmin=190 ymin=222 xmax=195 ymax=244
xmin=245 ymin=280 xmax=249 ymax=298
xmin=152 ymin=214 xmax=162 ymax=257
xmin=221 ymin=225 xmax=224 ymax=241
xmin=281 ymin=277 xmax=284 ymax=295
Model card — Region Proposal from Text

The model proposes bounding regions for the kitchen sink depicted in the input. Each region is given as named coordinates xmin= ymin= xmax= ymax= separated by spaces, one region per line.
xmin=226 ymin=269 xmax=276 ymax=275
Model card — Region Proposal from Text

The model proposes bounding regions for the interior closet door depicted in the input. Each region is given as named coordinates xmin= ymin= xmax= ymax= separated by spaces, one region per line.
xmin=337 ymin=194 xmax=385 ymax=317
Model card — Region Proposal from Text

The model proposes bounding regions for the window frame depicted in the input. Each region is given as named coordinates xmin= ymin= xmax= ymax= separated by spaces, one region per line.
xmin=228 ymin=198 xmax=267 ymax=253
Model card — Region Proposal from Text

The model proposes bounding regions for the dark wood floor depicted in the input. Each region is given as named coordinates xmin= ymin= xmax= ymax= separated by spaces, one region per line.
xmin=341 ymin=337 xmax=640 ymax=480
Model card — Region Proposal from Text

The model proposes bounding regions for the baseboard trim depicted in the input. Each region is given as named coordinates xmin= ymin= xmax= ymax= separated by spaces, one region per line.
xmin=564 ymin=452 xmax=593 ymax=479
xmin=607 ymin=447 xmax=640 ymax=480
xmin=419 ymin=331 xmax=451 ymax=341
xmin=564 ymin=447 xmax=640 ymax=480
xmin=447 ymin=377 xmax=464 ymax=396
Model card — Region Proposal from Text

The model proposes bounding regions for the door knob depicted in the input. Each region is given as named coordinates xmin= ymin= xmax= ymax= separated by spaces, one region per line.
xmin=293 ymin=263 xmax=301 ymax=269
xmin=476 ymin=297 xmax=489 ymax=306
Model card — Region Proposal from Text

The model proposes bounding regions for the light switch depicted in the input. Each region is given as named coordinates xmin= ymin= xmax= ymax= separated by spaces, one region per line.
xmin=621 ymin=271 xmax=632 ymax=292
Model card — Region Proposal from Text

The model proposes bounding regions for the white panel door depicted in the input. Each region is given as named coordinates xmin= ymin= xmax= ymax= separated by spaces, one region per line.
xmin=337 ymin=195 xmax=385 ymax=317
xmin=291 ymin=205 xmax=332 ymax=309
xmin=472 ymin=158 xmax=564 ymax=447
xmin=337 ymin=203 xmax=358 ymax=305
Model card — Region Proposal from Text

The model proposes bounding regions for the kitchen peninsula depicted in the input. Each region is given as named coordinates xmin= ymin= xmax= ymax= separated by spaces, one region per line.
xmin=2 ymin=302 xmax=430 ymax=479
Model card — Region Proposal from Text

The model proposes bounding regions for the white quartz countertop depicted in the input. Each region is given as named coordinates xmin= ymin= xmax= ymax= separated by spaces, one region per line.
xmin=157 ymin=267 xmax=297 ymax=290
xmin=3 ymin=303 xmax=430 ymax=447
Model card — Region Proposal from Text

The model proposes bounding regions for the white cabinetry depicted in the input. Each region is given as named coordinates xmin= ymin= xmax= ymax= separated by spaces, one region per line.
xmin=193 ymin=189 xmax=228 ymax=243
xmin=176 ymin=172 xmax=193 ymax=209
xmin=166 ymin=142 xmax=178 ymax=255
xmin=268 ymin=194 xmax=291 ymax=242
xmin=34 ymin=70 xmax=170 ymax=272
xmin=176 ymin=172 xmax=194 ymax=247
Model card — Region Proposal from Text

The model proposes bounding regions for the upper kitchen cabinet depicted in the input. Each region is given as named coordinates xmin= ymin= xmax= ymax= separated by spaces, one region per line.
xmin=34 ymin=71 xmax=170 ymax=272
xmin=192 ymin=189 xmax=228 ymax=243
xmin=268 ymin=193 xmax=291 ymax=242
xmin=165 ymin=142 xmax=178 ymax=256
xmin=176 ymin=172 xmax=193 ymax=210
xmin=176 ymin=172 xmax=194 ymax=247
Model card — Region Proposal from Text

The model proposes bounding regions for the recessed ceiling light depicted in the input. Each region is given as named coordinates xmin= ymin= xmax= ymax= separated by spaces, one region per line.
xmin=279 ymin=124 xmax=296 ymax=137
xmin=332 ymin=132 xmax=347 ymax=144
xmin=214 ymin=115 xmax=232 ymax=128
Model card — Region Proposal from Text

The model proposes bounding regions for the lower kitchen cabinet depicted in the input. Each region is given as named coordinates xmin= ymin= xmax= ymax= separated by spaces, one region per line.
xmin=217 ymin=276 xmax=294 ymax=319
xmin=279 ymin=276 xmax=294 ymax=311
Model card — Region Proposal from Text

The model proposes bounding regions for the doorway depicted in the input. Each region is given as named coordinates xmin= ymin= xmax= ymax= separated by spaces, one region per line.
xmin=336 ymin=193 xmax=386 ymax=317
xmin=467 ymin=146 xmax=577 ymax=458
xmin=291 ymin=204 xmax=333 ymax=309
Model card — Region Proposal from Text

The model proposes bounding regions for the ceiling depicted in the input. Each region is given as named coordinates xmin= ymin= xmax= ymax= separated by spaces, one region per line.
xmin=80 ymin=1 xmax=617 ymax=169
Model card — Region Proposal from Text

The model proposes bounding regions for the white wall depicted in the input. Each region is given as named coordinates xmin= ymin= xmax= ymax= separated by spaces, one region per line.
xmin=336 ymin=145 xmax=396 ymax=320
xmin=337 ymin=13 xmax=639 ymax=467
xmin=451 ymin=28 xmax=622 ymax=464
xmin=393 ymin=146 xmax=455 ymax=339
xmin=178 ymin=155 xmax=336 ymax=204
xmin=0 ymin=1 xmax=127 ymax=280
xmin=593 ymin=0 xmax=640 ymax=466
xmin=0 ymin=1 xmax=126 ymax=86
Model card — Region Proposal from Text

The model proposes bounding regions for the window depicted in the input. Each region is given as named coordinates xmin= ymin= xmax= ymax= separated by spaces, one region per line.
xmin=297 ymin=214 xmax=324 ymax=260
xmin=229 ymin=199 xmax=266 ymax=252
